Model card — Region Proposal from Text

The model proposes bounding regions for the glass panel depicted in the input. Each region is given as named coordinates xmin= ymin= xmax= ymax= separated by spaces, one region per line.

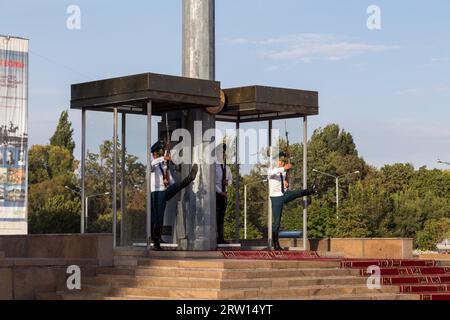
xmin=120 ymin=113 xmax=147 ymax=247
xmin=84 ymin=111 xmax=113 ymax=235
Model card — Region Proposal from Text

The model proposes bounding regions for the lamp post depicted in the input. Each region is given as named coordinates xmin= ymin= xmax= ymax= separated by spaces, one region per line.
xmin=244 ymin=179 xmax=267 ymax=240
xmin=437 ymin=159 xmax=450 ymax=166
xmin=84 ymin=192 xmax=110 ymax=232
xmin=312 ymin=169 xmax=360 ymax=219
xmin=65 ymin=186 xmax=110 ymax=233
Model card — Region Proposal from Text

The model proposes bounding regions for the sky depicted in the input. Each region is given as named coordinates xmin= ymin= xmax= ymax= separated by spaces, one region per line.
xmin=1 ymin=0 xmax=449 ymax=170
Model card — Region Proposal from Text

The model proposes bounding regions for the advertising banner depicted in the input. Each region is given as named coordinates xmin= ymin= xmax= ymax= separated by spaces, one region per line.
xmin=0 ymin=35 xmax=28 ymax=234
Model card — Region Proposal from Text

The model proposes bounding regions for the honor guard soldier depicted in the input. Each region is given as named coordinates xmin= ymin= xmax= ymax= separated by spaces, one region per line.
xmin=268 ymin=151 xmax=319 ymax=251
xmin=215 ymin=143 xmax=232 ymax=245
xmin=150 ymin=140 xmax=198 ymax=251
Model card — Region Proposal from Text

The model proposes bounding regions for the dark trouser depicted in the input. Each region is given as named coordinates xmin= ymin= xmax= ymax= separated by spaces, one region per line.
xmin=270 ymin=189 xmax=314 ymax=233
xmin=151 ymin=182 xmax=183 ymax=241
xmin=216 ymin=193 xmax=227 ymax=242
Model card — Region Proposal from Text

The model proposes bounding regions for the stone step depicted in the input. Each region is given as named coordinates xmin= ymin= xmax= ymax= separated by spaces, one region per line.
xmin=37 ymin=291 xmax=196 ymax=300
xmin=0 ymin=257 xmax=99 ymax=267
xmin=135 ymin=258 xmax=341 ymax=269
xmin=69 ymin=283 xmax=400 ymax=300
xmin=82 ymin=274 xmax=367 ymax=289
xmin=80 ymin=285 xmax=220 ymax=299
xmin=37 ymin=293 xmax=420 ymax=300
xmin=114 ymin=248 xmax=224 ymax=259
xmin=96 ymin=266 xmax=361 ymax=279
xmin=228 ymin=284 xmax=401 ymax=300
xmin=41 ymin=290 xmax=415 ymax=301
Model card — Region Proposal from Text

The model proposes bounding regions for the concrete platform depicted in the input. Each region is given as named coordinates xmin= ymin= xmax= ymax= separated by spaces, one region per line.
xmin=35 ymin=254 xmax=427 ymax=300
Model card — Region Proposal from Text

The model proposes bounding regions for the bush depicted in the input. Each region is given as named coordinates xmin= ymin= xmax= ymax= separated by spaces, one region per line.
xmin=89 ymin=212 xmax=121 ymax=234
xmin=28 ymin=195 xmax=80 ymax=234
xmin=416 ymin=218 xmax=450 ymax=250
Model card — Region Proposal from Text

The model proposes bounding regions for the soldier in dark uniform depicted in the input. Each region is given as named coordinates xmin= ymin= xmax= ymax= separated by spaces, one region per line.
xmin=150 ymin=140 xmax=198 ymax=250
xmin=268 ymin=151 xmax=319 ymax=251
xmin=215 ymin=143 xmax=232 ymax=245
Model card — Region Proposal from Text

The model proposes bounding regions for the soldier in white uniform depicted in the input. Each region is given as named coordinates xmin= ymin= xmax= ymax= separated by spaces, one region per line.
xmin=268 ymin=151 xmax=319 ymax=250
xmin=150 ymin=140 xmax=198 ymax=250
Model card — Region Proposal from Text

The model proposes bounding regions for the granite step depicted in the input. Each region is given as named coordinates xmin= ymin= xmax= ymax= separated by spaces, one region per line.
xmin=96 ymin=266 xmax=361 ymax=279
xmin=41 ymin=291 xmax=414 ymax=301
xmin=229 ymin=284 xmax=401 ymax=300
xmin=0 ymin=257 xmax=99 ymax=267
xmin=67 ymin=283 xmax=400 ymax=300
xmin=134 ymin=258 xmax=341 ymax=269
xmin=114 ymin=248 xmax=224 ymax=259
xmin=82 ymin=274 xmax=367 ymax=289
xmin=37 ymin=292 xmax=191 ymax=300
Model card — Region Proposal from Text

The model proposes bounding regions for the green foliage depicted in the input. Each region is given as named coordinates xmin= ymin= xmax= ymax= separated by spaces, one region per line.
xmin=50 ymin=110 xmax=75 ymax=153
xmin=237 ymin=123 xmax=450 ymax=249
xmin=306 ymin=200 xmax=336 ymax=238
xmin=84 ymin=140 xmax=146 ymax=224
xmin=416 ymin=218 xmax=450 ymax=250
xmin=334 ymin=184 xmax=371 ymax=238
xmin=27 ymin=117 xmax=450 ymax=251
xmin=90 ymin=212 xmax=121 ymax=234
xmin=28 ymin=145 xmax=75 ymax=184
xmin=380 ymin=163 xmax=415 ymax=194
xmin=28 ymin=111 xmax=82 ymax=234
xmin=28 ymin=195 xmax=80 ymax=234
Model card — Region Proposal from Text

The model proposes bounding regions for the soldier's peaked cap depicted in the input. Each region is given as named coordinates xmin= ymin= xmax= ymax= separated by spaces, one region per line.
xmin=151 ymin=140 xmax=165 ymax=153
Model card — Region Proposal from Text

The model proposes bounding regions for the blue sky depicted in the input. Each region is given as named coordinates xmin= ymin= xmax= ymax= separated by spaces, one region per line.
xmin=1 ymin=0 xmax=449 ymax=170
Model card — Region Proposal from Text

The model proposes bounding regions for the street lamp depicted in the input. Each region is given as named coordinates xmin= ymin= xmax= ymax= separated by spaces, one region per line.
xmin=65 ymin=186 xmax=110 ymax=233
xmin=437 ymin=159 xmax=450 ymax=166
xmin=84 ymin=192 xmax=110 ymax=232
xmin=312 ymin=169 xmax=360 ymax=219
xmin=244 ymin=179 xmax=267 ymax=239
xmin=64 ymin=185 xmax=80 ymax=195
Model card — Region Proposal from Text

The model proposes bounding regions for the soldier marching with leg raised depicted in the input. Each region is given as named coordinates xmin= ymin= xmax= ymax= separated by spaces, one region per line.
xmin=268 ymin=151 xmax=319 ymax=251
xmin=150 ymin=140 xmax=198 ymax=251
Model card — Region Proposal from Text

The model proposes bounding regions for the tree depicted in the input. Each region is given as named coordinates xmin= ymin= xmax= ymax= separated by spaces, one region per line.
xmin=379 ymin=163 xmax=415 ymax=194
xmin=334 ymin=183 xmax=371 ymax=238
xmin=224 ymin=164 xmax=263 ymax=240
xmin=28 ymin=145 xmax=75 ymax=184
xmin=28 ymin=194 xmax=80 ymax=234
xmin=416 ymin=218 xmax=450 ymax=250
xmin=84 ymin=139 xmax=146 ymax=229
xmin=28 ymin=111 xmax=79 ymax=234
xmin=388 ymin=189 xmax=425 ymax=239
xmin=50 ymin=110 xmax=75 ymax=154
xmin=291 ymin=124 xmax=367 ymax=238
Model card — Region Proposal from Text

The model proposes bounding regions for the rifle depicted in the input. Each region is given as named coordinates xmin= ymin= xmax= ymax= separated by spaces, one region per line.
xmin=163 ymin=113 xmax=171 ymax=187
xmin=222 ymin=143 xmax=227 ymax=193
xmin=284 ymin=120 xmax=290 ymax=187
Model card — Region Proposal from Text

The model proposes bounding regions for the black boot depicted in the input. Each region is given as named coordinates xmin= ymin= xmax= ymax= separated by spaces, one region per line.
xmin=180 ymin=164 xmax=199 ymax=189
xmin=217 ymin=224 xmax=228 ymax=244
xmin=272 ymin=232 xmax=281 ymax=251
xmin=153 ymin=238 xmax=162 ymax=251
xmin=276 ymin=235 xmax=283 ymax=251
xmin=159 ymin=227 xmax=167 ymax=244
xmin=276 ymin=231 xmax=284 ymax=251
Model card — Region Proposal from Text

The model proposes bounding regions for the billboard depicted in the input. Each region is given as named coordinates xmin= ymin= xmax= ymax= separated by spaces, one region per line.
xmin=0 ymin=35 xmax=28 ymax=234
